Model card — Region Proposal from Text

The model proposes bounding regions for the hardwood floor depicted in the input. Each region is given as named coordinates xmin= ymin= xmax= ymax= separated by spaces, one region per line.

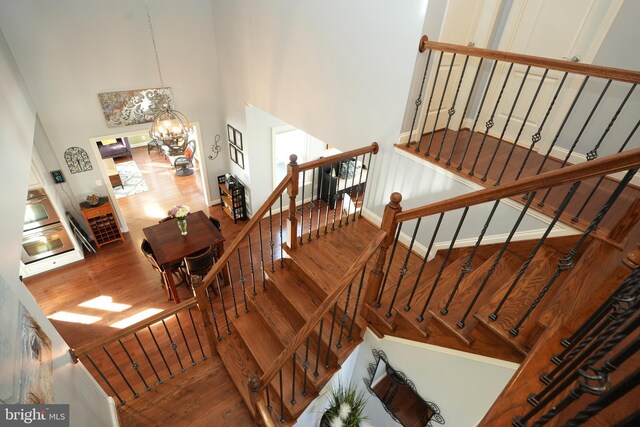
xmin=24 ymin=147 xmax=252 ymax=425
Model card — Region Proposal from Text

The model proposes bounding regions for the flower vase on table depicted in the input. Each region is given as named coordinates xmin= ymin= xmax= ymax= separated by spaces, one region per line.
xmin=168 ymin=204 xmax=190 ymax=236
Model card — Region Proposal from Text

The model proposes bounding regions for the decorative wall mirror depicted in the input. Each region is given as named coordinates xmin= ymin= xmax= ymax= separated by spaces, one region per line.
xmin=364 ymin=349 xmax=444 ymax=426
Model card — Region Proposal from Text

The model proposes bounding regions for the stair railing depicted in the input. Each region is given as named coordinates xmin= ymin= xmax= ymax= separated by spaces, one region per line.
xmin=70 ymin=298 xmax=209 ymax=405
xmin=404 ymin=35 xmax=640 ymax=232
xmin=366 ymin=148 xmax=640 ymax=348
xmin=248 ymin=231 xmax=387 ymax=425
xmin=195 ymin=143 xmax=379 ymax=352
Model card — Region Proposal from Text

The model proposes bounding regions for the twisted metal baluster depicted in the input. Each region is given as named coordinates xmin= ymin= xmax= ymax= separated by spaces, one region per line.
xmin=215 ymin=275 xmax=231 ymax=335
xmin=188 ymin=307 xmax=209 ymax=358
xmin=331 ymin=173 xmax=339 ymax=231
xmin=134 ymin=332 xmax=162 ymax=384
xmin=280 ymin=194 xmax=284 ymax=267
xmin=447 ymin=57 xmax=484 ymax=166
xmin=436 ymin=54 xmax=469 ymax=161
xmin=490 ymin=182 xmax=580 ymax=321
xmin=511 ymin=169 xmax=638 ymax=336
xmin=325 ymin=162 xmax=335 ymax=232
xmin=539 ymin=79 xmax=612 ymax=207
xmin=405 ymin=213 xmax=444 ymax=311
xmin=469 ymin=62 xmax=514 ymax=176
xmin=162 ymin=319 xmax=185 ymax=372
xmin=387 ymin=218 xmax=422 ymax=317
xmin=494 ymin=68 xmax=549 ymax=185
xmin=205 ymin=287 xmax=222 ymax=340
xmin=482 ymin=65 xmax=532 ymax=182
xmin=308 ymin=169 xmax=315 ymax=236
xmin=344 ymin=158 xmax=358 ymax=226
xmin=572 ymin=86 xmax=637 ymax=221
xmin=291 ymin=352 xmax=297 ymax=405
xmin=175 ymin=313 xmax=196 ymax=366
xmin=313 ymin=319 xmax=324 ymax=377
xmin=457 ymin=193 xmax=535 ymax=328
xmin=458 ymin=60 xmax=499 ymax=170
xmin=316 ymin=166 xmax=324 ymax=236
xmin=352 ymin=154 xmax=366 ymax=222
xmin=417 ymin=51 xmax=444 ymax=152
xmin=516 ymin=72 xmax=568 ymax=181
xmin=300 ymin=171 xmax=305 ymax=244
xmin=227 ymin=261 xmax=240 ymax=318
xmin=407 ymin=49 xmax=432 ymax=148
xmin=442 ymin=201 xmax=499 ymax=314
xmin=85 ymin=354 xmax=125 ymax=405
xmin=375 ymin=224 xmax=403 ymax=307
xmin=103 ymin=346 xmax=139 ymax=398
xmin=269 ymin=207 xmax=275 ymax=272
xmin=237 ymin=249 xmax=249 ymax=313
xmin=325 ymin=303 xmax=338 ymax=368
xmin=119 ymin=339 xmax=151 ymax=391
xmin=279 ymin=370 xmax=285 ymax=423
xmin=248 ymin=235 xmax=257 ymax=296
xmin=258 ymin=222 xmax=266 ymax=288
xmin=148 ymin=325 xmax=173 ymax=377
xmin=426 ymin=53 xmax=457 ymax=156
xmin=337 ymin=282 xmax=353 ymax=348
xmin=302 ymin=337 xmax=310 ymax=396
xmin=348 ymin=266 xmax=367 ymax=342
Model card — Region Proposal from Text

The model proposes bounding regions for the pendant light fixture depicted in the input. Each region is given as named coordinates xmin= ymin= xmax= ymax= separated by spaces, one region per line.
xmin=145 ymin=0 xmax=192 ymax=146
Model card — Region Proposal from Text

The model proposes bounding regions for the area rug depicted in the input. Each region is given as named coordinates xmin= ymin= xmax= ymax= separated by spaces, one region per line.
xmin=113 ymin=160 xmax=149 ymax=199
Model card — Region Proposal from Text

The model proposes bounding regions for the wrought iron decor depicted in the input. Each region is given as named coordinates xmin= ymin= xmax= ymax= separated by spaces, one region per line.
xmin=64 ymin=147 xmax=93 ymax=174
xmin=208 ymin=134 xmax=222 ymax=160
xmin=364 ymin=349 xmax=444 ymax=426
xmin=98 ymin=87 xmax=173 ymax=128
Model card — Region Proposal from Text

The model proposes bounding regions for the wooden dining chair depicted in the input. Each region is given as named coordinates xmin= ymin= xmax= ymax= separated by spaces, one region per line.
xmin=208 ymin=216 xmax=222 ymax=232
xmin=184 ymin=246 xmax=217 ymax=293
xmin=141 ymin=239 xmax=185 ymax=301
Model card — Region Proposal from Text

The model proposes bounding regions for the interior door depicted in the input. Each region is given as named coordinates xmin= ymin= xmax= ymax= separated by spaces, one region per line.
xmin=480 ymin=0 xmax=623 ymax=152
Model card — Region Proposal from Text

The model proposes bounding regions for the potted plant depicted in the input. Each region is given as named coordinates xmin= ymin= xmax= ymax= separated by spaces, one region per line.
xmin=320 ymin=382 xmax=368 ymax=427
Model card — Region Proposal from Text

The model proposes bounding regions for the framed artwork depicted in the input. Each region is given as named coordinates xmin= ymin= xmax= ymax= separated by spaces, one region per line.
xmin=227 ymin=124 xmax=243 ymax=151
xmin=233 ymin=128 xmax=243 ymax=151
xmin=229 ymin=143 xmax=237 ymax=163
xmin=98 ymin=87 xmax=173 ymax=128
xmin=236 ymin=149 xmax=245 ymax=169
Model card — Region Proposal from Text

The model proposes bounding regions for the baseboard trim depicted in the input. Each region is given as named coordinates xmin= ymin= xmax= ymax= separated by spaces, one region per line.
xmin=108 ymin=396 xmax=121 ymax=426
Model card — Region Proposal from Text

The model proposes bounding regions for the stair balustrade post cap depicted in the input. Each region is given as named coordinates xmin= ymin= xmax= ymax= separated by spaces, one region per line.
xmin=371 ymin=142 xmax=380 ymax=154
xmin=248 ymin=376 xmax=261 ymax=392
xmin=419 ymin=35 xmax=429 ymax=52
xmin=390 ymin=192 xmax=402 ymax=204
xmin=289 ymin=154 xmax=298 ymax=164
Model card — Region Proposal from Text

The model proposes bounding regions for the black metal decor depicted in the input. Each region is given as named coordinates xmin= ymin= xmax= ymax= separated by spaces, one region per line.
xmin=64 ymin=147 xmax=93 ymax=174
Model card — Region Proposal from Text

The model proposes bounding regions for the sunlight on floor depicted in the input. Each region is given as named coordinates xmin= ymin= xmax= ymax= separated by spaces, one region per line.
xmin=109 ymin=308 xmax=163 ymax=329
xmin=144 ymin=203 xmax=168 ymax=220
xmin=78 ymin=296 xmax=131 ymax=312
xmin=48 ymin=311 xmax=101 ymax=324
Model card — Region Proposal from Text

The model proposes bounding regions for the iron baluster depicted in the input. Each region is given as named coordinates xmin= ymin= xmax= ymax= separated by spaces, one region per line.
xmin=348 ymin=266 xmax=367 ymax=342
xmin=237 ymin=248 xmax=249 ymax=313
xmin=511 ymin=169 xmax=637 ymax=336
xmin=291 ymin=352 xmax=297 ymax=405
xmin=316 ymin=166 xmax=324 ymax=236
xmin=300 ymin=170 xmax=305 ymax=244
xmin=417 ymin=51 xmax=444 ymax=152
xmin=443 ymin=201 xmax=499 ymax=315
xmin=458 ymin=60 xmax=498 ymax=170
xmin=405 ymin=213 xmax=444 ymax=311
xmin=407 ymin=48 xmax=432 ymax=148
xmin=215 ymin=275 xmax=232 ymax=335
xmin=331 ymin=172 xmax=339 ymax=231
xmin=279 ymin=370 xmax=285 ymax=423
xmin=375 ymin=224 xmax=404 ymax=307
xmin=495 ymin=68 xmax=549 ymax=185
xmin=227 ymin=261 xmax=240 ymax=318
xmin=325 ymin=162 xmax=335 ymax=233
xmin=516 ymin=72 xmax=568 ymax=181
xmin=313 ymin=319 xmax=324 ymax=377
xmin=302 ymin=336 xmax=310 ymax=396
xmin=436 ymin=54 xmax=469 ymax=161
xmin=119 ymin=339 xmax=151 ymax=391
xmin=447 ymin=57 xmax=484 ymax=166
xmin=469 ymin=62 xmax=514 ymax=176
xmin=482 ymin=65 xmax=532 ymax=182
xmin=175 ymin=313 xmax=196 ymax=366
xmin=539 ymin=79 xmax=612 ymax=207
xmin=280 ymin=194 xmax=284 ymax=267
xmin=85 ymin=354 xmax=125 ymax=405
xmin=248 ymin=234 xmax=257 ymax=296
xmin=308 ymin=170 xmax=315 ymax=237
xmin=103 ymin=346 xmax=138 ymax=398
xmin=205 ymin=287 xmax=222 ymax=340
xmin=352 ymin=154 xmax=366 ymax=222
xmin=269 ymin=207 xmax=275 ymax=272
xmin=426 ymin=53 xmax=457 ymax=156
xmin=361 ymin=153 xmax=373 ymax=218
xmin=489 ymin=182 xmax=580 ymax=321
xmin=134 ymin=332 xmax=162 ymax=384
xmin=337 ymin=282 xmax=353 ymax=348
xmin=148 ymin=325 xmax=173 ymax=377
xmin=572 ymin=90 xmax=638 ymax=221
xmin=258 ymin=222 xmax=267 ymax=287
xmin=325 ymin=303 xmax=338 ymax=368
xmin=266 ymin=387 xmax=272 ymax=412
xmin=162 ymin=319 xmax=185 ymax=372
xmin=418 ymin=207 xmax=469 ymax=321
xmin=188 ymin=307 xmax=208 ymax=358
xmin=344 ymin=157 xmax=358 ymax=226
xmin=457 ymin=193 xmax=535 ymax=328
xmin=387 ymin=218 xmax=422 ymax=317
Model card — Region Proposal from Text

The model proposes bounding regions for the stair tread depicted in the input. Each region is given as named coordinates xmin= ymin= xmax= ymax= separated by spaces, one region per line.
xmin=248 ymin=285 xmax=305 ymax=348
xmin=217 ymin=332 xmax=260 ymax=418
xmin=267 ymin=259 xmax=324 ymax=320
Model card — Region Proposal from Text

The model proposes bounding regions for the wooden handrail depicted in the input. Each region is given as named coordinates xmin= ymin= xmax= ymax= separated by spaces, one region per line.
xmin=255 ymin=399 xmax=277 ymax=427
xmin=396 ymin=148 xmax=640 ymax=223
xmin=420 ymin=39 xmax=640 ymax=84
xmin=71 ymin=298 xmax=198 ymax=360
xmin=298 ymin=142 xmax=379 ymax=172
xmin=256 ymin=230 xmax=387 ymax=389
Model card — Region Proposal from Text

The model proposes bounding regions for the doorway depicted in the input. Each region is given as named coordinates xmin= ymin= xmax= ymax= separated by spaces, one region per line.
xmin=88 ymin=122 xmax=212 ymax=233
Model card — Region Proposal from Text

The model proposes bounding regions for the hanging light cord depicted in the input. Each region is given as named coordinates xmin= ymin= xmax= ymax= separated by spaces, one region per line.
xmin=145 ymin=0 xmax=164 ymax=89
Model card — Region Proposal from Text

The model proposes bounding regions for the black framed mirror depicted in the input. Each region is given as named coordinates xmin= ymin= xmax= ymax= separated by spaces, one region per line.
xmin=364 ymin=349 xmax=444 ymax=427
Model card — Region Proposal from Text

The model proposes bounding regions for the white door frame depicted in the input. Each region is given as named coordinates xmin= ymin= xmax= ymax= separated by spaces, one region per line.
xmin=88 ymin=121 xmax=211 ymax=232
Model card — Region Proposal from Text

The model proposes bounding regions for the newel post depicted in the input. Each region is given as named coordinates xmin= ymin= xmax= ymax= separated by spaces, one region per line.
xmin=287 ymin=154 xmax=300 ymax=249
xmin=192 ymin=276 xmax=218 ymax=357
xmin=363 ymin=192 xmax=403 ymax=310
xmin=248 ymin=376 xmax=266 ymax=426
xmin=623 ymin=242 xmax=640 ymax=270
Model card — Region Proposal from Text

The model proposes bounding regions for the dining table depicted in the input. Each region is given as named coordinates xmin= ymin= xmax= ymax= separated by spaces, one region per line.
xmin=143 ymin=210 xmax=228 ymax=303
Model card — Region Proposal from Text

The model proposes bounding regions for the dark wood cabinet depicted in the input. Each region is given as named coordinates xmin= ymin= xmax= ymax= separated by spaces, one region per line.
xmin=218 ymin=175 xmax=246 ymax=223
xmin=80 ymin=199 xmax=124 ymax=248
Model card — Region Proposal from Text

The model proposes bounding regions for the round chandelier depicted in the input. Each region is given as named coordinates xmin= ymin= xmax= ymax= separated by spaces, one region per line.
xmin=149 ymin=104 xmax=192 ymax=145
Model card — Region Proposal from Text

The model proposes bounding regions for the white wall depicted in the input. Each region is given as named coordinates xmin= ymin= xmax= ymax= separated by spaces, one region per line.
xmin=0 ymin=25 xmax=114 ymax=426
xmin=295 ymin=329 xmax=518 ymax=426
xmin=0 ymin=0 xmax=227 ymax=207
